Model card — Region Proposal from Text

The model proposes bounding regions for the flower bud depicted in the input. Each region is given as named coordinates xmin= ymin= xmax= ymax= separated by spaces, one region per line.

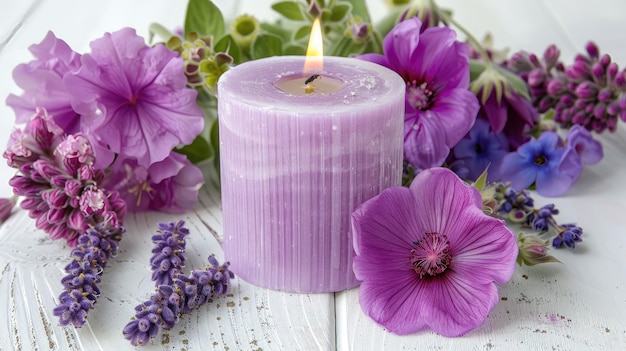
xmin=230 ymin=14 xmax=260 ymax=52
xmin=542 ymin=44 xmax=560 ymax=69
xmin=516 ymin=232 xmax=560 ymax=266
xmin=585 ymin=41 xmax=599 ymax=59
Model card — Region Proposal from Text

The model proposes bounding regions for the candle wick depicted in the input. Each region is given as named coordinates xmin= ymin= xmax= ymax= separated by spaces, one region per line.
xmin=304 ymin=74 xmax=320 ymax=85
xmin=304 ymin=74 xmax=320 ymax=94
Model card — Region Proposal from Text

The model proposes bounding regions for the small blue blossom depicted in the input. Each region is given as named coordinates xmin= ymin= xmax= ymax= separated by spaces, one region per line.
xmin=527 ymin=203 xmax=559 ymax=232
xmin=499 ymin=132 xmax=578 ymax=197
xmin=553 ymin=224 xmax=583 ymax=248
xmin=453 ymin=118 xmax=509 ymax=181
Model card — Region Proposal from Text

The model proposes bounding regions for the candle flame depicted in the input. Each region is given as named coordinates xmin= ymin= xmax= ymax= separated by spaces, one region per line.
xmin=304 ymin=17 xmax=323 ymax=73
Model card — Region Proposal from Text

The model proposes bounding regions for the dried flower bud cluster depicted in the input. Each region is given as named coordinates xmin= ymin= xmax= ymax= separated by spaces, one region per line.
xmin=167 ymin=33 xmax=233 ymax=96
xmin=3 ymin=108 xmax=126 ymax=246
xmin=506 ymin=42 xmax=626 ymax=133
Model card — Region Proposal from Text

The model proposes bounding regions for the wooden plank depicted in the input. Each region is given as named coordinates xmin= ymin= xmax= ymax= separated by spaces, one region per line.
xmin=0 ymin=182 xmax=335 ymax=350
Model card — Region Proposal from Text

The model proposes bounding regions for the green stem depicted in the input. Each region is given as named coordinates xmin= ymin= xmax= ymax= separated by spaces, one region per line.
xmin=344 ymin=0 xmax=371 ymax=23
xmin=148 ymin=22 xmax=175 ymax=44
xmin=429 ymin=0 xmax=492 ymax=66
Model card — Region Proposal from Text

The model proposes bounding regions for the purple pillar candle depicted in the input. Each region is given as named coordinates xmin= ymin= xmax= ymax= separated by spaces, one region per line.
xmin=218 ymin=56 xmax=404 ymax=292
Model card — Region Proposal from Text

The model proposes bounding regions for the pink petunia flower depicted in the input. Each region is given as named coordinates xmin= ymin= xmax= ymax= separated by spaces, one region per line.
xmin=6 ymin=31 xmax=82 ymax=133
xmin=358 ymin=18 xmax=479 ymax=170
xmin=63 ymin=27 xmax=204 ymax=169
xmin=351 ymin=167 xmax=517 ymax=336
xmin=101 ymin=152 xmax=204 ymax=213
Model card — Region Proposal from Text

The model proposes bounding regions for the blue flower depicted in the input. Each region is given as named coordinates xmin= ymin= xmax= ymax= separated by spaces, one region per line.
xmin=499 ymin=132 xmax=578 ymax=196
xmin=452 ymin=118 xmax=509 ymax=181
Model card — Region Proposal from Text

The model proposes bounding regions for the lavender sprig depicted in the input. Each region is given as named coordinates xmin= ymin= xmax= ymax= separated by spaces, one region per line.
xmin=3 ymin=108 xmax=128 ymax=327
xmin=495 ymin=183 xmax=583 ymax=249
xmin=53 ymin=223 xmax=125 ymax=327
xmin=150 ymin=221 xmax=189 ymax=286
xmin=123 ymin=255 xmax=233 ymax=346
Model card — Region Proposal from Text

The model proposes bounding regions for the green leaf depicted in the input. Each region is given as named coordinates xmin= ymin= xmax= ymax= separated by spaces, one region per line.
xmin=184 ymin=0 xmax=225 ymax=38
xmin=251 ymin=33 xmax=283 ymax=59
xmin=175 ymin=135 xmax=213 ymax=164
xmin=148 ymin=22 xmax=174 ymax=44
xmin=260 ymin=21 xmax=294 ymax=42
xmin=215 ymin=34 xmax=242 ymax=64
xmin=271 ymin=1 xmax=305 ymax=21
xmin=283 ymin=44 xmax=306 ymax=56
xmin=473 ymin=166 xmax=489 ymax=191
xmin=210 ymin=118 xmax=221 ymax=179
xmin=293 ymin=25 xmax=311 ymax=41
xmin=330 ymin=3 xmax=352 ymax=21
xmin=495 ymin=65 xmax=531 ymax=101
xmin=343 ymin=0 xmax=370 ymax=23
xmin=469 ymin=59 xmax=487 ymax=82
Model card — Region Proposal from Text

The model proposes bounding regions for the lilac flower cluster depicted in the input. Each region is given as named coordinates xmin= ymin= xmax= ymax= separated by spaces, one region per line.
xmin=53 ymin=224 xmax=125 ymax=327
xmin=6 ymin=28 xmax=205 ymax=213
xmin=3 ymin=108 xmax=126 ymax=246
xmin=506 ymin=42 xmax=626 ymax=133
xmin=123 ymin=222 xmax=233 ymax=346
xmin=495 ymin=183 xmax=583 ymax=249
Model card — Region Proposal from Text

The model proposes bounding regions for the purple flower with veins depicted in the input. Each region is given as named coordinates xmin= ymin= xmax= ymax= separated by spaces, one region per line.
xmin=452 ymin=118 xmax=509 ymax=181
xmin=102 ymin=152 xmax=204 ymax=213
xmin=63 ymin=27 xmax=204 ymax=169
xmin=499 ymin=132 xmax=577 ymax=197
xmin=351 ymin=167 xmax=517 ymax=336
xmin=6 ymin=31 xmax=82 ymax=133
xmin=358 ymin=18 xmax=479 ymax=170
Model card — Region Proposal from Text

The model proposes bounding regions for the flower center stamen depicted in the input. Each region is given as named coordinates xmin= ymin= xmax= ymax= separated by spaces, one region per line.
xmin=407 ymin=80 xmax=433 ymax=110
xmin=410 ymin=231 xmax=452 ymax=278
xmin=533 ymin=155 xmax=547 ymax=165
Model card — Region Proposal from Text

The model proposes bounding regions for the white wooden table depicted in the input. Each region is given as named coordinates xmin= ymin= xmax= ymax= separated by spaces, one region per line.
xmin=1 ymin=1 xmax=626 ymax=350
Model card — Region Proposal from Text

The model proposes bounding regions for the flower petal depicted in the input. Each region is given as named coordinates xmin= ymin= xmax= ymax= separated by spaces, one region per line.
xmin=421 ymin=271 xmax=499 ymax=336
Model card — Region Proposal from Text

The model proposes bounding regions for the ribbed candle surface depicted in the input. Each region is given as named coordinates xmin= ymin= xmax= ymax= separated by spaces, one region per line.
xmin=218 ymin=56 xmax=405 ymax=292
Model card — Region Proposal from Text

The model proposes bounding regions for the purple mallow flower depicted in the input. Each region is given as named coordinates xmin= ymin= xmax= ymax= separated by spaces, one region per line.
xmin=499 ymin=132 xmax=577 ymax=197
xmin=451 ymin=118 xmax=509 ymax=181
xmin=123 ymin=255 xmax=233 ymax=346
xmin=102 ymin=151 xmax=204 ymax=213
xmin=351 ymin=167 xmax=517 ymax=336
xmin=63 ymin=27 xmax=204 ymax=169
xmin=150 ymin=221 xmax=189 ymax=286
xmin=358 ymin=18 xmax=479 ymax=170
xmin=6 ymin=31 xmax=81 ymax=133
xmin=53 ymin=223 xmax=125 ymax=327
